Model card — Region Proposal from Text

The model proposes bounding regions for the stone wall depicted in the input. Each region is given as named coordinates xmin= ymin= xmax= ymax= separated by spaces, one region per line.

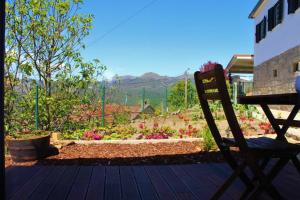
xmin=254 ymin=45 xmax=300 ymax=95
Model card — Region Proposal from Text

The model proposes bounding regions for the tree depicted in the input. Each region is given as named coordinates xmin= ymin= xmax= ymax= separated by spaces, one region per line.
xmin=168 ymin=80 xmax=197 ymax=109
xmin=5 ymin=0 xmax=106 ymax=131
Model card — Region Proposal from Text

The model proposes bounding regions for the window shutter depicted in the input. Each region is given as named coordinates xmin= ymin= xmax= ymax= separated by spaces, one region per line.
xmin=256 ymin=24 xmax=260 ymax=43
xmin=255 ymin=24 xmax=260 ymax=43
xmin=278 ymin=0 xmax=284 ymax=23
xmin=288 ymin=0 xmax=296 ymax=14
xmin=268 ymin=7 xmax=275 ymax=31
xmin=263 ymin=17 xmax=267 ymax=38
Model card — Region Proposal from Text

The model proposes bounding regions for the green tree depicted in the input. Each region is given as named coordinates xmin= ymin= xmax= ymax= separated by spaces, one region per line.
xmin=5 ymin=0 xmax=106 ymax=131
xmin=168 ymin=80 xmax=197 ymax=109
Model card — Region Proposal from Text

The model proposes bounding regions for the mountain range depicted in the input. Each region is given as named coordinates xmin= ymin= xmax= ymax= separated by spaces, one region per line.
xmin=107 ymin=72 xmax=193 ymax=107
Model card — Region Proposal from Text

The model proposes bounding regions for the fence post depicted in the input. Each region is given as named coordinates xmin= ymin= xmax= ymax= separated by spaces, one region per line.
xmin=101 ymin=83 xmax=106 ymax=127
xmin=165 ymin=87 xmax=168 ymax=113
xmin=125 ymin=93 xmax=128 ymax=106
xmin=233 ymin=82 xmax=238 ymax=104
xmin=35 ymin=82 xmax=39 ymax=130
xmin=142 ymin=87 xmax=145 ymax=112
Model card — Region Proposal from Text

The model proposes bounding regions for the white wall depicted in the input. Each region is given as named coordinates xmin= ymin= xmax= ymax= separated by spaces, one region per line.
xmin=254 ymin=0 xmax=300 ymax=66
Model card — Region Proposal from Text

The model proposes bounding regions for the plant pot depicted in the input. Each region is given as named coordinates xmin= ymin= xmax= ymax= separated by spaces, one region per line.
xmin=7 ymin=134 xmax=51 ymax=162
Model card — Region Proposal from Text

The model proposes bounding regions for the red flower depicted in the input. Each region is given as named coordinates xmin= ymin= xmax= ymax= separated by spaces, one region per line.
xmin=139 ymin=123 xmax=145 ymax=129
xmin=240 ymin=116 xmax=247 ymax=122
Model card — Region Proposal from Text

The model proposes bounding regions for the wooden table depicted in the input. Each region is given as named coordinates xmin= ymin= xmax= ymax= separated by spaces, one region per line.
xmin=238 ymin=93 xmax=300 ymax=141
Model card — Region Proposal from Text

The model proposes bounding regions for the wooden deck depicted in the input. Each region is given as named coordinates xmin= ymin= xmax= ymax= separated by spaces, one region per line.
xmin=5 ymin=162 xmax=300 ymax=200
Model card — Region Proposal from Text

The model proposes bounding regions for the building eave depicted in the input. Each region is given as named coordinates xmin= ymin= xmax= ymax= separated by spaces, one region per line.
xmin=226 ymin=54 xmax=254 ymax=74
xmin=249 ymin=0 xmax=268 ymax=19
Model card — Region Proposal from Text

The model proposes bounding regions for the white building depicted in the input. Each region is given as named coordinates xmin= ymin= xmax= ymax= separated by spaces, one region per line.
xmin=249 ymin=0 xmax=300 ymax=94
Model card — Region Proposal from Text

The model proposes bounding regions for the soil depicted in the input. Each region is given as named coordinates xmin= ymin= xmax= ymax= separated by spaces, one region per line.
xmin=5 ymin=141 xmax=234 ymax=168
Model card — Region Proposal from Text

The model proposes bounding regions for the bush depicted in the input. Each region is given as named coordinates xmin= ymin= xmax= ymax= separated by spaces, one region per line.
xmin=112 ymin=111 xmax=131 ymax=125
xmin=201 ymin=126 xmax=216 ymax=151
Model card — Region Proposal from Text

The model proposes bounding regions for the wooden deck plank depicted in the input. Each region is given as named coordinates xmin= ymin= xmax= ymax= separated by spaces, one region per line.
xmin=120 ymin=166 xmax=141 ymax=200
xmin=156 ymin=165 xmax=198 ymax=200
xmin=144 ymin=166 xmax=176 ymax=200
xmin=5 ymin=166 xmax=41 ymax=199
xmin=85 ymin=166 xmax=106 ymax=200
xmin=182 ymin=164 xmax=234 ymax=200
xmin=67 ymin=166 xmax=93 ymax=200
xmin=9 ymin=166 xmax=53 ymax=200
xmin=105 ymin=166 xmax=121 ymax=200
xmin=28 ymin=166 xmax=67 ymax=200
xmin=171 ymin=165 xmax=214 ymax=200
xmin=132 ymin=166 xmax=159 ymax=200
xmin=4 ymin=162 xmax=300 ymax=200
xmin=207 ymin=163 xmax=245 ymax=199
xmin=47 ymin=166 xmax=80 ymax=200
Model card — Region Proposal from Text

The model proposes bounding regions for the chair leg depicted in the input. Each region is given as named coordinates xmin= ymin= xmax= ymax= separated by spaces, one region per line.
xmin=248 ymin=158 xmax=289 ymax=200
xmin=292 ymin=156 xmax=300 ymax=174
xmin=223 ymin=150 xmax=253 ymax=188
xmin=211 ymin=161 xmax=246 ymax=200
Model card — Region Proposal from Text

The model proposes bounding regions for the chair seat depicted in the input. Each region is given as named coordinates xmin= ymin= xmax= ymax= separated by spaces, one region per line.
xmin=223 ymin=137 xmax=300 ymax=153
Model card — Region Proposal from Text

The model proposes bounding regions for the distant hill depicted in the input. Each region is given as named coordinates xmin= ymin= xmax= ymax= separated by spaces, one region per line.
xmin=107 ymin=72 xmax=193 ymax=108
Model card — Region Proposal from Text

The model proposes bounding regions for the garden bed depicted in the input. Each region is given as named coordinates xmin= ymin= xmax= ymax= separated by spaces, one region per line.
xmin=5 ymin=141 xmax=229 ymax=168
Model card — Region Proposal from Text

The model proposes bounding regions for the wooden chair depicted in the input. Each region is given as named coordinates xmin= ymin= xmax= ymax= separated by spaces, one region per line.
xmin=194 ymin=64 xmax=300 ymax=200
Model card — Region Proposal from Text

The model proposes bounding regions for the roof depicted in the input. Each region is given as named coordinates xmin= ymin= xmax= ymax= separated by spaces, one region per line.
xmin=226 ymin=54 xmax=254 ymax=74
xmin=249 ymin=0 xmax=268 ymax=19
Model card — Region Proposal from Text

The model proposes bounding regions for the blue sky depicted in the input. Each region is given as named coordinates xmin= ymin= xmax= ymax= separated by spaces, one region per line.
xmin=81 ymin=0 xmax=257 ymax=79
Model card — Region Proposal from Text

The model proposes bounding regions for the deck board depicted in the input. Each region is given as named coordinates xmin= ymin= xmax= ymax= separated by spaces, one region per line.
xmin=120 ymin=166 xmax=141 ymax=200
xmin=67 ymin=166 xmax=93 ymax=200
xmin=5 ymin=162 xmax=300 ymax=200
xmin=105 ymin=166 xmax=121 ymax=200
xmin=5 ymin=166 xmax=41 ymax=199
xmin=145 ymin=166 xmax=176 ymax=200
xmin=132 ymin=166 xmax=159 ymax=200
xmin=47 ymin=166 xmax=80 ymax=200
xmin=29 ymin=166 xmax=66 ymax=200
xmin=85 ymin=166 xmax=106 ymax=200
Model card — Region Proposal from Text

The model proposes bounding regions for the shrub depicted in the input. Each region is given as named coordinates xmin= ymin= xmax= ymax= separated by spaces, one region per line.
xmin=112 ymin=111 xmax=131 ymax=125
xmin=201 ymin=126 xmax=216 ymax=151
xmin=60 ymin=129 xmax=85 ymax=140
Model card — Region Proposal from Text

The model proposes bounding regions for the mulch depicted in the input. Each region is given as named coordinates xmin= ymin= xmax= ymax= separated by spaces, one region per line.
xmin=5 ymin=141 xmax=236 ymax=168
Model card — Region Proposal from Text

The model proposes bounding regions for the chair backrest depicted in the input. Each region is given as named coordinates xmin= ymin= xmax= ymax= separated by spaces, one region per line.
xmin=194 ymin=64 xmax=248 ymax=152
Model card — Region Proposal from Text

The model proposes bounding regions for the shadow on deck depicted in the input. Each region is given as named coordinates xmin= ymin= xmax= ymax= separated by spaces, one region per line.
xmin=5 ymin=159 xmax=300 ymax=200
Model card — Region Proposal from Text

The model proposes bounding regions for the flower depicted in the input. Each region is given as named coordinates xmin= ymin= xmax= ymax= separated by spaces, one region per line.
xmin=139 ymin=123 xmax=145 ymax=129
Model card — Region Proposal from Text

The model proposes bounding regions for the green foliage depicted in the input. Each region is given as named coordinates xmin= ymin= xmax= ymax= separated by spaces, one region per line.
xmin=201 ymin=126 xmax=216 ymax=151
xmin=112 ymin=112 xmax=131 ymax=125
xmin=5 ymin=0 xmax=106 ymax=133
xmin=60 ymin=129 xmax=85 ymax=140
xmin=8 ymin=130 xmax=50 ymax=140
xmin=168 ymin=80 xmax=198 ymax=110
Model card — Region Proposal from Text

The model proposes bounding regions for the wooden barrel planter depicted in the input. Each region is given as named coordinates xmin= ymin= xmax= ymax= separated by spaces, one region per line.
xmin=7 ymin=134 xmax=51 ymax=162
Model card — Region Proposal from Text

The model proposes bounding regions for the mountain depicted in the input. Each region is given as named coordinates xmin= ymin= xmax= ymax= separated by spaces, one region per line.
xmin=107 ymin=72 xmax=193 ymax=107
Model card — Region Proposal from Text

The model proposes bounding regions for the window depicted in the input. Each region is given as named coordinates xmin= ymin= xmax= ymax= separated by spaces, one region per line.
xmin=288 ymin=0 xmax=300 ymax=14
xmin=273 ymin=69 xmax=278 ymax=77
xmin=268 ymin=0 xmax=284 ymax=31
xmin=293 ymin=62 xmax=300 ymax=72
xmin=255 ymin=17 xmax=267 ymax=43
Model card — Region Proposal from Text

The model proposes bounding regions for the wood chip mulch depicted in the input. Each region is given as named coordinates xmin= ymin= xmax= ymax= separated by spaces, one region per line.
xmin=5 ymin=141 xmax=237 ymax=168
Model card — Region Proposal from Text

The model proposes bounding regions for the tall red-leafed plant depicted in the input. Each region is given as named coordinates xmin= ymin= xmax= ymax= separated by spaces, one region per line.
xmin=199 ymin=61 xmax=228 ymax=79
